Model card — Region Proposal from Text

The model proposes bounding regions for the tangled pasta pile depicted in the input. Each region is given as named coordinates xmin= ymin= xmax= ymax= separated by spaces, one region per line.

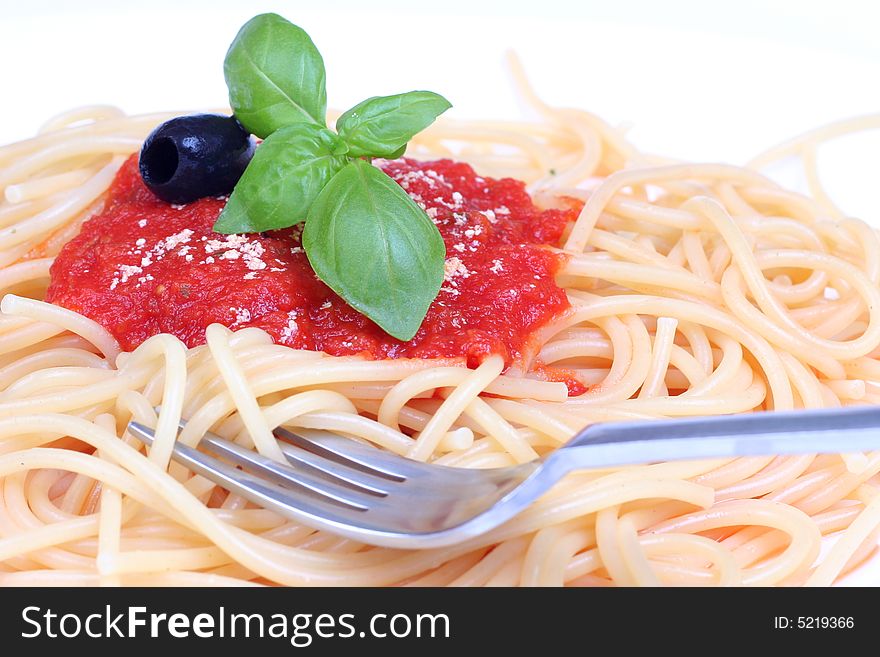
xmin=1 ymin=64 xmax=879 ymax=586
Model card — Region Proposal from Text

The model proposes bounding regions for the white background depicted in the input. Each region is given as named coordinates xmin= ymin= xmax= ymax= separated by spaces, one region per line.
xmin=0 ymin=3 xmax=878 ymax=147
xmin=2 ymin=0 xmax=879 ymax=583
xmin=2 ymin=1 xmax=880 ymax=218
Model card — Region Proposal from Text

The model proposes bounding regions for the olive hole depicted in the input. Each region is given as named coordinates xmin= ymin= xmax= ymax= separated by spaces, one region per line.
xmin=141 ymin=137 xmax=179 ymax=185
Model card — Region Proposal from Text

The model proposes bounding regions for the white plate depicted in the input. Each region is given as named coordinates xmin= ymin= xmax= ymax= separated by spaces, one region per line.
xmin=2 ymin=0 xmax=879 ymax=585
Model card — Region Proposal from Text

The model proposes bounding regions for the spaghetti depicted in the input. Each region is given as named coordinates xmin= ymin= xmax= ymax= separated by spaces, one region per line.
xmin=1 ymin=63 xmax=880 ymax=586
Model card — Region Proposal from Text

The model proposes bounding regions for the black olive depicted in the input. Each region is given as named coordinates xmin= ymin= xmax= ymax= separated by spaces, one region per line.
xmin=138 ymin=114 xmax=255 ymax=204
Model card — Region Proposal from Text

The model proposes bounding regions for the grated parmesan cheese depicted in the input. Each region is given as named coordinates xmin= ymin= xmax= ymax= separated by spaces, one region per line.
xmin=280 ymin=310 xmax=299 ymax=342
xmin=443 ymin=257 xmax=472 ymax=283
xmin=231 ymin=307 xmax=252 ymax=324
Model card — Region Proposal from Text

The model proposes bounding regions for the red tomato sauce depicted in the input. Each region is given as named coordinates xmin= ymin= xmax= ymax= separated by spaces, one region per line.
xmin=47 ymin=155 xmax=585 ymax=394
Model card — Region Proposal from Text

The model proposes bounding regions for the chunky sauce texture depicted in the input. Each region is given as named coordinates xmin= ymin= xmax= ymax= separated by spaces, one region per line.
xmin=47 ymin=155 xmax=583 ymax=392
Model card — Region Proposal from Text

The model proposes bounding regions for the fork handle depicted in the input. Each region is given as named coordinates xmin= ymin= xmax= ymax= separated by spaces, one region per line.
xmin=549 ymin=405 xmax=880 ymax=473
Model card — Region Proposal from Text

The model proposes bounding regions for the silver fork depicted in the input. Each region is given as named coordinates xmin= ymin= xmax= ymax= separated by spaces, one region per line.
xmin=127 ymin=405 xmax=880 ymax=549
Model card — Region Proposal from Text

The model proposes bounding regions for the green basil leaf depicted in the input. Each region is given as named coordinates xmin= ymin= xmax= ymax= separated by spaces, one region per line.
xmin=336 ymin=91 xmax=451 ymax=158
xmin=224 ymin=13 xmax=327 ymax=137
xmin=302 ymin=159 xmax=445 ymax=340
xmin=213 ymin=123 xmax=348 ymax=234
xmin=386 ymin=144 xmax=407 ymax=159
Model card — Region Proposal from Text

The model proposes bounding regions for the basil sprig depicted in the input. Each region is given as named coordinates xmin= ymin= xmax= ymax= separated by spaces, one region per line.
xmin=215 ymin=13 xmax=450 ymax=341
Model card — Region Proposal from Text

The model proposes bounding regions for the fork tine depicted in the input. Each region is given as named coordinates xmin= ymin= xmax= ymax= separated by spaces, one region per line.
xmin=275 ymin=442 xmax=395 ymax=495
xmin=156 ymin=405 xmax=425 ymax=482
xmin=128 ymin=421 xmax=374 ymax=511
xmin=125 ymin=422 xmax=399 ymax=537
xmin=275 ymin=427 xmax=431 ymax=481
xmin=165 ymin=414 xmax=395 ymax=495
